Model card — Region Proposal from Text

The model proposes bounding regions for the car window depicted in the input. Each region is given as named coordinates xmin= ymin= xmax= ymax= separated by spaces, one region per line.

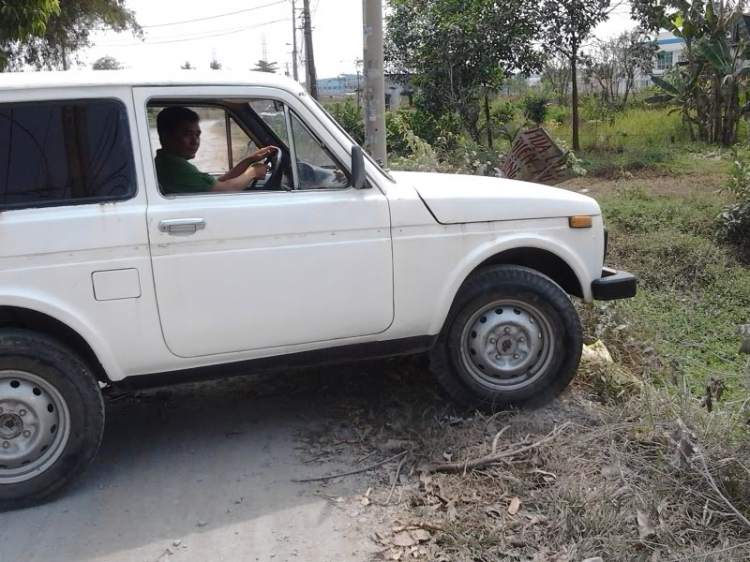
xmin=230 ymin=118 xmax=259 ymax=167
xmin=248 ymin=100 xmax=288 ymax=144
xmin=148 ymin=106 xmax=228 ymax=175
xmin=289 ymin=111 xmax=349 ymax=190
xmin=0 ymin=99 xmax=136 ymax=209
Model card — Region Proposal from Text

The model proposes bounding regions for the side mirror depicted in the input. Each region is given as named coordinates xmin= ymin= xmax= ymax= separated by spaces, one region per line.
xmin=351 ymin=145 xmax=367 ymax=189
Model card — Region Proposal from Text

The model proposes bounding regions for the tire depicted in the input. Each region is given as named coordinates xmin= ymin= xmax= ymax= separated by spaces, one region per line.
xmin=0 ymin=329 xmax=104 ymax=510
xmin=430 ymin=265 xmax=583 ymax=411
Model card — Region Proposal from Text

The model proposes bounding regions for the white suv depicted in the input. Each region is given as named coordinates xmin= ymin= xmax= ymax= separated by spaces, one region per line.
xmin=0 ymin=71 xmax=635 ymax=508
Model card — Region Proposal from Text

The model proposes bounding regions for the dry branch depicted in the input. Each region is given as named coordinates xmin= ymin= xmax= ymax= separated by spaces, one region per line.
xmin=292 ymin=451 xmax=407 ymax=483
xmin=422 ymin=422 xmax=570 ymax=473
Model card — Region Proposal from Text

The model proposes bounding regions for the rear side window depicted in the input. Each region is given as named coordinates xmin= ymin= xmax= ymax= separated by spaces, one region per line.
xmin=0 ymin=99 xmax=136 ymax=209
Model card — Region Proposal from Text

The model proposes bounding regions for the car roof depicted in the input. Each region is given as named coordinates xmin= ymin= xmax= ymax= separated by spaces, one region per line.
xmin=0 ymin=69 xmax=304 ymax=92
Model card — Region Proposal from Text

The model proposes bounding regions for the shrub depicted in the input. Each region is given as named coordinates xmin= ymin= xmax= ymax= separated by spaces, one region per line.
xmin=491 ymin=100 xmax=516 ymax=124
xmin=717 ymin=149 xmax=750 ymax=249
xmin=547 ymin=104 xmax=570 ymax=124
xmin=325 ymin=100 xmax=365 ymax=144
xmin=522 ymin=91 xmax=550 ymax=124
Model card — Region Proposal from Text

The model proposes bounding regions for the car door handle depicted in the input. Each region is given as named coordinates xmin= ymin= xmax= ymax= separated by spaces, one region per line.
xmin=159 ymin=218 xmax=206 ymax=235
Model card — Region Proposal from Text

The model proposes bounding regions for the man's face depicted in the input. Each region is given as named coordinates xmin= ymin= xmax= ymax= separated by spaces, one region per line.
xmin=164 ymin=120 xmax=201 ymax=160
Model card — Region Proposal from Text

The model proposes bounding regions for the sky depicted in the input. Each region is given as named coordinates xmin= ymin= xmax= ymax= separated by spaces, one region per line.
xmin=81 ymin=0 xmax=639 ymax=79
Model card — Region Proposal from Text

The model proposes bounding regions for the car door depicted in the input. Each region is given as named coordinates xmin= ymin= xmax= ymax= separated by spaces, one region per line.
xmin=134 ymin=86 xmax=394 ymax=358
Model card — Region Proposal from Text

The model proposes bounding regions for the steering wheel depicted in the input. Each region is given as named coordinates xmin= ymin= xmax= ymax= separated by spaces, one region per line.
xmin=246 ymin=149 xmax=284 ymax=191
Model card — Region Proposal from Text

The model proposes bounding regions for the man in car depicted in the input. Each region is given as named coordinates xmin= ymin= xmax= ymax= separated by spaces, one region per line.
xmin=155 ymin=106 xmax=278 ymax=194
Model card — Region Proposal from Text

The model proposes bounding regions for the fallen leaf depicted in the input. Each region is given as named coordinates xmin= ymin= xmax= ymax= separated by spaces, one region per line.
xmin=636 ymin=510 xmax=657 ymax=540
xmin=508 ymin=497 xmax=522 ymax=515
xmin=392 ymin=531 xmax=416 ymax=547
xmin=360 ymin=496 xmax=371 ymax=506
xmin=442 ymin=452 xmax=453 ymax=462
xmin=410 ymin=529 xmax=431 ymax=543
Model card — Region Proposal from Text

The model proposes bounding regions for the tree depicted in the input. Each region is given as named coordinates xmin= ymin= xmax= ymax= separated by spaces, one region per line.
xmin=91 ymin=55 xmax=122 ymax=70
xmin=1 ymin=0 xmax=140 ymax=71
xmin=252 ymin=59 xmax=278 ymax=73
xmin=209 ymin=58 xmax=222 ymax=70
xmin=639 ymin=0 xmax=750 ymax=146
xmin=541 ymin=52 xmax=572 ymax=102
xmin=540 ymin=0 xmax=612 ymax=150
xmin=387 ymin=0 xmax=543 ymax=145
xmin=584 ymin=30 xmax=657 ymax=105
xmin=181 ymin=61 xmax=194 ymax=70
xmin=0 ymin=0 xmax=60 ymax=70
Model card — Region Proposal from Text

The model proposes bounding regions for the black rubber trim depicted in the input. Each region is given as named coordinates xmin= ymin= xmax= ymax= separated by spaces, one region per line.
xmin=114 ymin=335 xmax=438 ymax=390
xmin=591 ymin=268 xmax=637 ymax=301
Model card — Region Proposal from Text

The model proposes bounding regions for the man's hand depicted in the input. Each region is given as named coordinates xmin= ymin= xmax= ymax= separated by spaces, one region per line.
xmin=249 ymin=163 xmax=269 ymax=181
xmin=248 ymin=146 xmax=278 ymax=164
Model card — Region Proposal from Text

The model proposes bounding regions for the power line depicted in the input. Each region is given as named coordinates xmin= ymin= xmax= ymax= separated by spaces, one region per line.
xmin=92 ymin=0 xmax=286 ymax=31
xmin=142 ymin=0 xmax=287 ymax=28
xmin=95 ymin=19 xmax=289 ymax=46
xmin=97 ymin=23 xmax=262 ymax=43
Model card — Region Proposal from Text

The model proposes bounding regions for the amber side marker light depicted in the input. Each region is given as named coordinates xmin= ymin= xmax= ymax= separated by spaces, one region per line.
xmin=569 ymin=215 xmax=593 ymax=229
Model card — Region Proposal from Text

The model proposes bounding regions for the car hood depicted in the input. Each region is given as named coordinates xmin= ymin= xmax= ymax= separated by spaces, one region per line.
xmin=391 ymin=171 xmax=600 ymax=224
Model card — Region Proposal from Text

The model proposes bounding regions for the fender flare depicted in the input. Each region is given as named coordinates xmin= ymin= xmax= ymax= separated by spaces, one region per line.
xmin=428 ymin=234 xmax=592 ymax=335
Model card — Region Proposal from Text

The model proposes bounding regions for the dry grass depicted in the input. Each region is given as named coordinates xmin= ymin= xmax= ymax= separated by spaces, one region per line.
xmin=282 ymin=354 xmax=750 ymax=562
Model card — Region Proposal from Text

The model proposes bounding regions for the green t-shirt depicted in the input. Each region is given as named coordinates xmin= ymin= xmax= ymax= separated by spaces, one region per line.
xmin=155 ymin=149 xmax=218 ymax=194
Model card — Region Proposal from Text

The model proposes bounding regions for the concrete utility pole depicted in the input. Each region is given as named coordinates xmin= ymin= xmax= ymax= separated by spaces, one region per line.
xmin=302 ymin=0 xmax=318 ymax=99
xmin=291 ymin=0 xmax=299 ymax=82
xmin=363 ymin=0 xmax=387 ymax=166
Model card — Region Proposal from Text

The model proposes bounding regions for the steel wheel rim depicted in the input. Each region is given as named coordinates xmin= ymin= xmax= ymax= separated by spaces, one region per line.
xmin=460 ymin=299 xmax=556 ymax=391
xmin=0 ymin=371 xmax=71 ymax=484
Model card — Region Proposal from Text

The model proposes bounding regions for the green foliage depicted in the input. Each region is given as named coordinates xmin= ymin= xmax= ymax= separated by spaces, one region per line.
xmin=580 ymin=94 xmax=616 ymax=124
xmin=404 ymin=107 xmax=463 ymax=150
xmin=491 ymin=100 xmax=517 ymax=124
xmin=599 ymin=187 xmax=750 ymax=394
xmin=210 ymin=59 xmax=222 ymax=70
xmin=0 ymin=0 xmax=60 ymax=69
xmin=2 ymin=0 xmax=139 ymax=71
xmin=539 ymin=0 xmax=612 ymax=150
xmin=326 ymin=100 xmax=365 ymax=145
xmin=643 ymin=1 xmax=750 ymax=146
xmin=717 ymin=149 xmax=750 ymax=247
xmin=522 ymin=91 xmax=550 ymax=124
xmin=547 ymin=104 xmax=571 ymax=124
xmin=91 ymin=55 xmax=122 ymax=70
xmin=387 ymin=0 xmax=543 ymax=144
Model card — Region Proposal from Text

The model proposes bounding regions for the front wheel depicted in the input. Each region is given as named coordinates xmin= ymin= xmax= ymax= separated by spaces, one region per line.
xmin=0 ymin=330 xmax=104 ymax=510
xmin=431 ymin=265 xmax=583 ymax=410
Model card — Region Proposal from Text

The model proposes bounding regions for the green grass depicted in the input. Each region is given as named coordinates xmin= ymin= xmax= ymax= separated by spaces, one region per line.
xmin=590 ymin=187 xmax=750 ymax=399
xmin=549 ymin=107 xmax=690 ymax=152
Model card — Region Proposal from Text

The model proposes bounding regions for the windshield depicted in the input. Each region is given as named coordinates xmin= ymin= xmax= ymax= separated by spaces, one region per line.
xmin=310 ymin=97 xmax=395 ymax=183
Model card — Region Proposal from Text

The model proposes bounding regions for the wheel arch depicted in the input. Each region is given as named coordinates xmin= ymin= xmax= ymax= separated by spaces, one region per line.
xmin=0 ymin=306 xmax=110 ymax=384
xmin=430 ymin=238 xmax=589 ymax=336
xmin=473 ymin=247 xmax=583 ymax=298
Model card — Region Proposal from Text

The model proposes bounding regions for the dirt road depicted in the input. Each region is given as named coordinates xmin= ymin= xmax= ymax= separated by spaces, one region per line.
xmin=0 ymin=364 xmax=394 ymax=562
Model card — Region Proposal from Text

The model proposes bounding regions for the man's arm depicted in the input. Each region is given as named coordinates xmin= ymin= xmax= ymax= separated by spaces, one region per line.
xmin=218 ymin=146 xmax=278 ymax=182
xmin=212 ymin=163 xmax=267 ymax=192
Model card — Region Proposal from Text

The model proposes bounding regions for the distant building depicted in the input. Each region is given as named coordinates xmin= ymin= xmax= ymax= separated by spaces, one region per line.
xmin=635 ymin=31 xmax=686 ymax=90
xmin=315 ymin=74 xmax=415 ymax=111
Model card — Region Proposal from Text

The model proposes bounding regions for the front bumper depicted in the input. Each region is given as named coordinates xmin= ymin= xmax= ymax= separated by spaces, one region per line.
xmin=591 ymin=267 xmax=637 ymax=301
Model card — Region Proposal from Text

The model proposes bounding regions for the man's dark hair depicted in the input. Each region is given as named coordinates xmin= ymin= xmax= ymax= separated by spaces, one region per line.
xmin=157 ymin=106 xmax=199 ymax=139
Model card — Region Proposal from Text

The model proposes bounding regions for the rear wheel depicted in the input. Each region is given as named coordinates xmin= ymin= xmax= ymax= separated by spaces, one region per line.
xmin=0 ymin=330 xmax=104 ymax=510
xmin=431 ymin=265 xmax=582 ymax=410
